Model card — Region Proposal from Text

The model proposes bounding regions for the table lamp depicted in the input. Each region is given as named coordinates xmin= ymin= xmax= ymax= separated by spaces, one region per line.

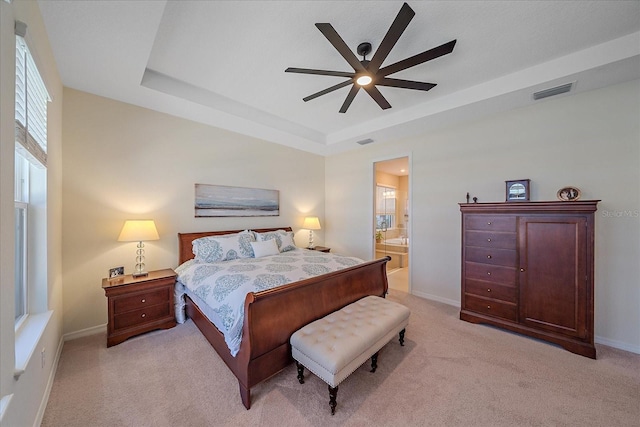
xmin=118 ymin=220 xmax=159 ymax=277
xmin=302 ymin=216 xmax=321 ymax=249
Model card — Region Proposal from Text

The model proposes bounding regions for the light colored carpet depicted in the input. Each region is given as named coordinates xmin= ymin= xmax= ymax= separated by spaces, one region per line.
xmin=42 ymin=290 xmax=640 ymax=426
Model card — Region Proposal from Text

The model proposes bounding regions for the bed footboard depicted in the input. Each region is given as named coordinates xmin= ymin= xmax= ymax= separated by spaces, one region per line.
xmin=236 ymin=255 xmax=390 ymax=408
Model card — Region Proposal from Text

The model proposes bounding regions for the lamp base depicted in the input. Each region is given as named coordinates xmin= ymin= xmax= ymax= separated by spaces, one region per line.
xmin=132 ymin=271 xmax=149 ymax=278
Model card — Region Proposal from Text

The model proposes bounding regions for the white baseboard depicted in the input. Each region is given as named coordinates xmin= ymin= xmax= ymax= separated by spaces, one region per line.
xmin=63 ymin=324 xmax=106 ymax=342
xmin=410 ymin=289 xmax=460 ymax=308
xmin=595 ymin=335 xmax=640 ymax=354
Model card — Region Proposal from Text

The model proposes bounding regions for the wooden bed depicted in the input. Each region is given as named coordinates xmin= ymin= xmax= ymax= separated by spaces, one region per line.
xmin=177 ymin=227 xmax=390 ymax=409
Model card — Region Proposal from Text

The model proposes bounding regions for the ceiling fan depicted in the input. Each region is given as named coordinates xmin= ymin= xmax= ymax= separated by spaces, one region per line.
xmin=285 ymin=2 xmax=457 ymax=113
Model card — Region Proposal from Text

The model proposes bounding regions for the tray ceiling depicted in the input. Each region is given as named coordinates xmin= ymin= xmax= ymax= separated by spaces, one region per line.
xmin=38 ymin=1 xmax=640 ymax=155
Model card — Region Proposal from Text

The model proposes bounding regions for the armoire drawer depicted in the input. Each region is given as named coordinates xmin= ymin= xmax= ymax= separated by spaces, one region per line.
xmin=465 ymin=246 xmax=517 ymax=267
xmin=464 ymin=279 xmax=517 ymax=303
xmin=465 ymin=230 xmax=516 ymax=249
xmin=464 ymin=215 xmax=516 ymax=232
xmin=465 ymin=262 xmax=516 ymax=285
xmin=464 ymin=294 xmax=517 ymax=321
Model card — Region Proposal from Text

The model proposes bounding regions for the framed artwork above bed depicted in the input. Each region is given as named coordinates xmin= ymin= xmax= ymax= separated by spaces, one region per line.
xmin=195 ymin=184 xmax=279 ymax=217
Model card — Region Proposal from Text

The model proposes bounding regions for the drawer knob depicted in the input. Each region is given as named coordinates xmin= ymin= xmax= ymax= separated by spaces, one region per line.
xmin=487 ymin=272 xmax=491 ymax=275
xmin=487 ymin=255 xmax=492 ymax=259
xmin=141 ymin=299 xmax=146 ymax=303
xmin=520 ymin=268 xmax=526 ymax=272
xmin=487 ymin=288 xmax=491 ymax=292
xmin=487 ymin=305 xmax=491 ymax=309
xmin=487 ymin=222 xmax=491 ymax=225
xmin=487 ymin=238 xmax=491 ymax=242
xmin=141 ymin=313 xmax=146 ymax=318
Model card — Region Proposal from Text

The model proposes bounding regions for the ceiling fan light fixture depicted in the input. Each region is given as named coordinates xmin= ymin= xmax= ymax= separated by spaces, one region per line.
xmin=286 ymin=2 xmax=456 ymax=112
xmin=356 ymin=75 xmax=373 ymax=86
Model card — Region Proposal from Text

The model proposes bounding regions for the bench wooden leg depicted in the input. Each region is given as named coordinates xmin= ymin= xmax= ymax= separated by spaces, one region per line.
xmin=296 ymin=361 xmax=305 ymax=384
xmin=370 ymin=351 xmax=379 ymax=372
xmin=399 ymin=328 xmax=406 ymax=346
xmin=328 ymin=385 xmax=338 ymax=415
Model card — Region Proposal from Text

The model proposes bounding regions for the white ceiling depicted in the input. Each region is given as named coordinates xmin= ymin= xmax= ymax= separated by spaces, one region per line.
xmin=38 ymin=1 xmax=640 ymax=156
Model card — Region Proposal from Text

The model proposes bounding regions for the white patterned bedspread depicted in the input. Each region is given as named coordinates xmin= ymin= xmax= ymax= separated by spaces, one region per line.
xmin=175 ymin=248 xmax=363 ymax=356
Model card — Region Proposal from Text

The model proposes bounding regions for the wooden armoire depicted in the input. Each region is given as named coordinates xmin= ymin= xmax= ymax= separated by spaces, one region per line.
xmin=459 ymin=200 xmax=599 ymax=358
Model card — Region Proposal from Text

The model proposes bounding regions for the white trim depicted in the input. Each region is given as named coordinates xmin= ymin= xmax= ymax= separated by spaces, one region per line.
xmin=372 ymin=153 xmax=413 ymax=293
xmin=411 ymin=290 xmax=460 ymax=308
xmin=14 ymin=311 xmax=52 ymax=379
xmin=63 ymin=324 xmax=106 ymax=342
xmin=33 ymin=334 xmax=64 ymax=427
xmin=0 ymin=394 xmax=13 ymax=424
xmin=595 ymin=335 xmax=640 ymax=355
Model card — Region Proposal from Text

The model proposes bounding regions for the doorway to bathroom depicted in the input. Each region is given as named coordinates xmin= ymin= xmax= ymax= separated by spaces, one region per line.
xmin=374 ymin=156 xmax=410 ymax=293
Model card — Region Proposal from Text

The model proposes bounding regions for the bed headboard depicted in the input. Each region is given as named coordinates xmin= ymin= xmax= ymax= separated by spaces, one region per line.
xmin=177 ymin=227 xmax=294 ymax=265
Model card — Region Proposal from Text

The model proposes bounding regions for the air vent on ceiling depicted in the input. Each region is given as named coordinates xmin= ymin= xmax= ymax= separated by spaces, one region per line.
xmin=356 ymin=138 xmax=375 ymax=145
xmin=533 ymin=82 xmax=574 ymax=100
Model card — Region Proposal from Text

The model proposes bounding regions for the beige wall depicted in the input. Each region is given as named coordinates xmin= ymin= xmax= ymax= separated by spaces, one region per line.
xmin=61 ymin=89 xmax=325 ymax=335
xmin=326 ymin=80 xmax=640 ymax=353
xmin=1 ymin=0 xmax=64 ymax=425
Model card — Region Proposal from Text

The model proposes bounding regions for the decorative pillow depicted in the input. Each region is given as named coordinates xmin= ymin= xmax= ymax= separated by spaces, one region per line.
xmin=250 ymin=239 xmax=280 ymax=258
xmin=192 ymin=231 xmax=256 ymax=262
xmin=255 ymin=229 xmax=296 ymax=252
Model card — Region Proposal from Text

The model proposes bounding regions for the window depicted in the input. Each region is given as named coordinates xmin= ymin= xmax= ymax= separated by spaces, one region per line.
xmin=15 ymin=31 xmax=49 ymax=327
xmin=14 ymin=202 xmax=27 ymax=324
xmin=375 ymin=185 xmax=396 ymax=230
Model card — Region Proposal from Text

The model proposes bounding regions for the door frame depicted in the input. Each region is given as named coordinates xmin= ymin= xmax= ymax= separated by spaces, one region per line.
xmin=372 ymin=153 xmax=412 ymax=293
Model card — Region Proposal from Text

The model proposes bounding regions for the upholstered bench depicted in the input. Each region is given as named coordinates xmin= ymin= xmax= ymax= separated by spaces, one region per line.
xmin=290 ymin=295 xmax=410 ymax=415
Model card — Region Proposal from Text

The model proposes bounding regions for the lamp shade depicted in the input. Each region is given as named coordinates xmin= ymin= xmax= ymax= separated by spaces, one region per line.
xmin=302 ymin=216 xmax=321 ymax=230
xmin=117 ymin=220 xmax=159 ymax=242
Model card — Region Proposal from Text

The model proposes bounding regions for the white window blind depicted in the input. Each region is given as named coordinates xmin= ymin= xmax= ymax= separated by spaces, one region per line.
xmin=15 ymin=35 xmax=49 ymax=167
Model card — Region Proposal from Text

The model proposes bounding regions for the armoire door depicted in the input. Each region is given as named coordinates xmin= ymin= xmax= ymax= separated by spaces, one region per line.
xmin=518 ymin=216 xmax=588 ymax=339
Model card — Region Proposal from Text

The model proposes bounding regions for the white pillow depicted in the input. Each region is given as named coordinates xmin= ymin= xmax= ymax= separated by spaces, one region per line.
xmin=255 ymin=230 xmax=296 ymax=252
xmin=251 ymin=239 xmax=280 ymax=258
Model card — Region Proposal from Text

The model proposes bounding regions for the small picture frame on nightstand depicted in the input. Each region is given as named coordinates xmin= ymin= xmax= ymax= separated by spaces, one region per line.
xmin=108 ymin=266 xmax=124 ymax=280
xmin=505 ymin=179 xmax=530 ymax=202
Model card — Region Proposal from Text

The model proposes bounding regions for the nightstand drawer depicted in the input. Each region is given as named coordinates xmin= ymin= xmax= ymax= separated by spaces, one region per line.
xmin=113 ymin=287 xmax=170 ymax=314
xmin=113 ymin=303 xmax=170 ymax=330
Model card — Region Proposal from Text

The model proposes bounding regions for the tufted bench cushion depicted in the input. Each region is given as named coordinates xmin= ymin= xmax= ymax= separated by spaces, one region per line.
xmin=291 ymin=295 xmax=410 ymax=414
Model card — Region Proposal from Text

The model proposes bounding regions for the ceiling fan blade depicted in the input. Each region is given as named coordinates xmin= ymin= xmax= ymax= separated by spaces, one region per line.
xmin=339 ymin=84 xmax=361 ymax=113
xmin=367 ymin=2 xmax=415 ymax=73
xmin=316 ymin=23 xmax=366 ymax=72
xmin=285 ymin=67 xmax=354 ymax=78
xmin=379 ymin=39 xmax=457 ymax=77
xmin=303 ymin=80 xmax=353 ymax=102
xmin=377 ymin=77 xmax=436 ymax=91
xmin=364 ymin=85 xmax=392 ymax=110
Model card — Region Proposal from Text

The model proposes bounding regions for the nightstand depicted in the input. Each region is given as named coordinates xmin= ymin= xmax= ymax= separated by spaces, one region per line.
xmin=102 ymin=268 xmax=177 ymax=347
xmin=308 ymin=246 xmax=331 ymax=253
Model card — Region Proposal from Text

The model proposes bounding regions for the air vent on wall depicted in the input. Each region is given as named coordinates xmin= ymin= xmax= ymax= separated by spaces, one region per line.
xmin=533 ymin=82 xmax=574 ymax=100
xmin=356 ymin=138 xmax=375 ymax=145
